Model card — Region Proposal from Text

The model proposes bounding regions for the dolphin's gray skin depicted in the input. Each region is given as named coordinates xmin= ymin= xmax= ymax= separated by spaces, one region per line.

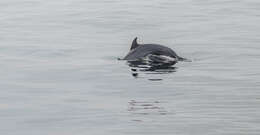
xmin=123 ymin=37 xmax=188 ymax=66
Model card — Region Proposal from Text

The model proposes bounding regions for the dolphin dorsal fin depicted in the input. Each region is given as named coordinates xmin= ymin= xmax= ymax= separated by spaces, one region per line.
xmin=130 ymin=37 xmax=139 ymax=50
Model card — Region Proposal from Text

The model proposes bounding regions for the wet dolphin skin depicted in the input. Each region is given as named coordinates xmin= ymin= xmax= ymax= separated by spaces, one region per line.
xmin=123 ymin=37 xmax=188 ymax=66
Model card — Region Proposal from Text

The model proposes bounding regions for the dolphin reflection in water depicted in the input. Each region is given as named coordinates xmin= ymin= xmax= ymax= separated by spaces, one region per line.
xmin=121 ymin=37 xmax=190 ymax=78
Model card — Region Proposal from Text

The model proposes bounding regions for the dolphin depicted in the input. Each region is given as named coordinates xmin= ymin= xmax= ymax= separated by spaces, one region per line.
xmin=123 ymin=37 xmax=188 ymax=66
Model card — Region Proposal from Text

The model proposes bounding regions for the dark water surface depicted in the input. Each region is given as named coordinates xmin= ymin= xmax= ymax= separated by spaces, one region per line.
xmin=1 ymin=0 xmax=260 ymax=134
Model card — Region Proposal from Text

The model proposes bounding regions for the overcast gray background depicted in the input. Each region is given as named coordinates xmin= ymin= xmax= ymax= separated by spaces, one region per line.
xmin=1 ymin=0 xmax=260 ymax=135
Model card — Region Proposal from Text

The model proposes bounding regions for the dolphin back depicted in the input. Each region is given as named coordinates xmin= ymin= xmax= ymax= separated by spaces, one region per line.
xmin=124 ymin=44 xmax=178 ymax=60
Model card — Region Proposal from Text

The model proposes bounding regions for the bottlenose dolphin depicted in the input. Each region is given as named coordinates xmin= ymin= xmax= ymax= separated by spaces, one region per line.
xmin=123 ymin=37 xmax=188 ymax=66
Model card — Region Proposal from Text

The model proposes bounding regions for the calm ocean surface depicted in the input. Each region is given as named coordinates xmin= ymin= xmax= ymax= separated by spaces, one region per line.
xmin=1 ymin=0 xmax=260 ymax=134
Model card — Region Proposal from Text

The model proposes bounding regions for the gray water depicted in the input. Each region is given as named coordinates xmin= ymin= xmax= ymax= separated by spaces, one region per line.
xmin=1 ymin=0 xmax=260 ymax=135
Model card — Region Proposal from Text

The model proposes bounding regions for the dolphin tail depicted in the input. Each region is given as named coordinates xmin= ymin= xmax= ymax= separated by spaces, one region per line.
xmin=177 ymin=56 xmax=192 ymax=62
